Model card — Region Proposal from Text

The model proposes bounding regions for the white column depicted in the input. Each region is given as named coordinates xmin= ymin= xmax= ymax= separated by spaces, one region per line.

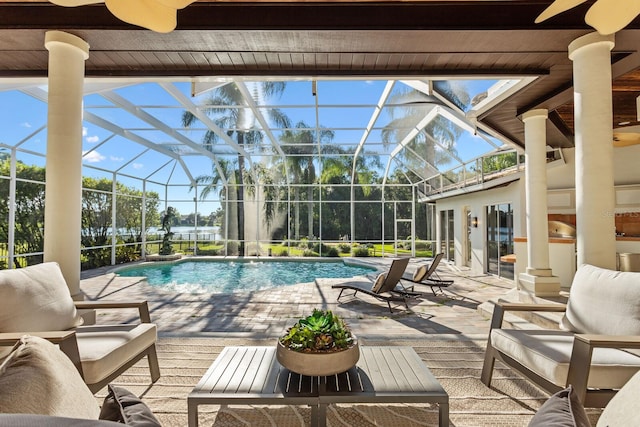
xmin=569 ymin=32 xmax=617 ymax=270
xmin=518 ymin=109 xmax=560 ymax=297
xmin=523 ymin=110 xmax=551 ymax=273
xmin=44 ymin=31 xmax=89 ymax=298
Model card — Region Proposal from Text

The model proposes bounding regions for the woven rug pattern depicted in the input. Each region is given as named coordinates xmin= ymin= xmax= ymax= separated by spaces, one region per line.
xmin=102 ymin=337 xmax=603 ymax=426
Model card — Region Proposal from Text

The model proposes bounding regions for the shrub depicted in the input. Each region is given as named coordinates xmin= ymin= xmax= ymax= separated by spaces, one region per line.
xmin=275 ymin=248 xmax=289 ymax=256
xmin=325 ymin=247 xmax=340 ymax=257
xmin=353 ymin=247 xmax=370 ymax=257
xmin=313 ymin=242 xmax=330 ymax=254
xmin=303 ymin=249 xmax=319 ymax=257
xmin=197 ymin=248 xmax=219 ymax=256
xmin=116 ymin=245 xmax=139 ymax=264
xmin=415 ymin=240 xmax=432 ymax=251
xmin=338 ymin=243 xmax=351 ymax=254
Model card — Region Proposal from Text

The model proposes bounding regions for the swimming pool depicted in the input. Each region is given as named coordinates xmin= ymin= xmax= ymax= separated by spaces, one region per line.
xmin=116 ymin=259 xmax=376 ymax=294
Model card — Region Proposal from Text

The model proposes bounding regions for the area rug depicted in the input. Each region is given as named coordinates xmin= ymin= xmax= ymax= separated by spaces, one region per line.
xmin=102 ymin=337 xmax=603 ymax=426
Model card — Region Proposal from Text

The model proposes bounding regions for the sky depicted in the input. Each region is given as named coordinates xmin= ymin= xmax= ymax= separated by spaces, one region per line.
xmin=0 ymin=77 xmax=513 ymax=216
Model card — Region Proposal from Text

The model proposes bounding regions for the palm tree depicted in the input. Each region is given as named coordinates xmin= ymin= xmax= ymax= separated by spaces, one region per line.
xmin=279 ymin=121 xmax=334 ymax=239
xmin=182 ymin=81 xmax=290 ymax=255
xmin=381 ymin=81 xmax=471 ymax=177
xmin=190 ymin=158 xmax=236 ymax=246
xmin=314 ymin=148 xmax=383 ymax=241
xmin=243 ymin=162 xmax=282 ymax=235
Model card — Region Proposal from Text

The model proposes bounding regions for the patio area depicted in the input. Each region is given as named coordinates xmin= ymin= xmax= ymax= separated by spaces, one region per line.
xmin=80 ymin=257 xmax=512 ymax=339
xmin=78 ymin=257 xmax=604 ymax=426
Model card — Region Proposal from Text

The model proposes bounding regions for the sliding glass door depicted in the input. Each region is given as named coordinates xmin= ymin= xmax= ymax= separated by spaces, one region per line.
xmin=439 ymin=209 xmax=455 ymax=262
xmin=486 ymin=203 xmax=514 ymax=279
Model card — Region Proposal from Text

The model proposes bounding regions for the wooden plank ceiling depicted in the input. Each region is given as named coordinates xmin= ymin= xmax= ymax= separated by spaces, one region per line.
xmin=2 ymin=0 xmax=640 ymax=149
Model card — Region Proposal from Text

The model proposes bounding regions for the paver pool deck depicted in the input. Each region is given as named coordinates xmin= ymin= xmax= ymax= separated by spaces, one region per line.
xmin=80 ymin=257 xmax=514 ymax=340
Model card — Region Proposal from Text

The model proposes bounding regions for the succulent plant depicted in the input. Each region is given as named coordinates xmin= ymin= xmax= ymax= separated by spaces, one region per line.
xmin=280 ymin=309 xmax=354 ymax=353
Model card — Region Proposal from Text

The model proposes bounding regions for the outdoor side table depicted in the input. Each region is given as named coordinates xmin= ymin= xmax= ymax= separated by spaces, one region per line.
xmin=187 ymin=345 xmax=449 ymax=427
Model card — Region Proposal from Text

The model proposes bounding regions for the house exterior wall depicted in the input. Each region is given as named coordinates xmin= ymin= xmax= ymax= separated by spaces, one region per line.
xmin=435 ymin=179 xmax=524 ymax=275
xmin=434 ymin=144 xmax=640 ymax=277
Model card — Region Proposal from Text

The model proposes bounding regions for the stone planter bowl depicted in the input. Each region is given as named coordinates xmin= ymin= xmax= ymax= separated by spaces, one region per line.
xmin=276 ymin=338 xmax=360 ymax=376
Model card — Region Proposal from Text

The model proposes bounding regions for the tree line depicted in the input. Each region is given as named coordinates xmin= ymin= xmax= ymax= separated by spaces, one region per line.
xmin=0 ymin=158 xmax=161 ymax=270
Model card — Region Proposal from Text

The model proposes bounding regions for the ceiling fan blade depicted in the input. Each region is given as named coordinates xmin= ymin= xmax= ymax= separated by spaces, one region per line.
xmin=49 ymin=0 xmax=196 ymax=32
xmin=48 ymin=0 xmax=103 ymax=6
xmin=585 ymin=0 xmax=640 ymax=34
xmin=535 ymin=0 xmax=588 ymax=23
xmin=613 ymin=125 xmax=640 ymax=147
xmin=156 ymin=0 xmax=197 ymax=9
xmin=105 ymin=0 xmax=179 ymax=33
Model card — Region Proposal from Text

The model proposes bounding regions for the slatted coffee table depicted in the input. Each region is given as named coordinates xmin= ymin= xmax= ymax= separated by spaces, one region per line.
xmin=187 ymin=346 xmax=449 ymax=427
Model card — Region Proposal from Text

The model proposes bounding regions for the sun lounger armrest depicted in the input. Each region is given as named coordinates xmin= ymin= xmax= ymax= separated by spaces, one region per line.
xmin=74 ymin=300 xmax=152 ymax=323
xmin=568 ymin=334 xmax=640 ymax=403
xmin=0 ymin=331 xmax=83 ymax=377
xmin=489 ymin=302 xmax=567 ymax=330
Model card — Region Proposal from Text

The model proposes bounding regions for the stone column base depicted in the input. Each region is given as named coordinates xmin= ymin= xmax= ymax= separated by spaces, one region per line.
xmin=518 ymin=272 xmax=561 ymax=297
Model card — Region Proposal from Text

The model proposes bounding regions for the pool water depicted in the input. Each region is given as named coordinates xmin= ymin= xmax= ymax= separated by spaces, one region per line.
xmin=116 ymin=259 xmax=376 ymax=294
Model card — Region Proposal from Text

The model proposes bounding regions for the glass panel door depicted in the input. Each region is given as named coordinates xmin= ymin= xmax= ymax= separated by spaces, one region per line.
xmin=439 ymin=209 xmax=455 ymax=262
xmin=498 ymin=203 xmax=514 ymax=279
xmin=485 ymin=203 xmax=514 ymax=279
xmin=486 ymin=205 xmax=499 ymax=275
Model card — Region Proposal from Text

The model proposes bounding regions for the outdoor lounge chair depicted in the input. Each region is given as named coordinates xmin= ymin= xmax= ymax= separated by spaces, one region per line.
xmin=0 ymin=262 xmax=160 ymax=394
xmin=481 ymin=264 xmax=640 ymax=408
xmin=400 ymin=253 xmax=453 ymax=296
xmin=332 ymin=257 xmax=415 ymax=312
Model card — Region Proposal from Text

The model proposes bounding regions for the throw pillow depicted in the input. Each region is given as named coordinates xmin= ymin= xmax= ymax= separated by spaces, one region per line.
xmin=99 ymin=385 xmax=161 ymax=427
xmin=0 ymin=262 xmax=83 ymax=333
xmin=372 ymin=273 xmax=386 ymax=293
xmin=413 ymin=265 xmax=428 ymax=282
xmin=528 ymin=385 xmax=591 ymax=427
xmin=0 ymin=335 xmax=100 ymax=419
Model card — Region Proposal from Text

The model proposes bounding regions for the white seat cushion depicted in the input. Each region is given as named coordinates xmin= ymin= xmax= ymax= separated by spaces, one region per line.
xmin=491 ymin=329 xmax=640 ymax=389
xmin=76 ymin=323 xmax=157 ymax=386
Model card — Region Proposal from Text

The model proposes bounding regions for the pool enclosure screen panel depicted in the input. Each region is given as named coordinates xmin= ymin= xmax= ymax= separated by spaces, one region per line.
xmin=486 ymin=203 xmax=514 ymax=279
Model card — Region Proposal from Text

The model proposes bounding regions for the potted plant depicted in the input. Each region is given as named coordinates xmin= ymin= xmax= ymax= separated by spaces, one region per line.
xmin=276 ymin=309 xmax=359 ymax=376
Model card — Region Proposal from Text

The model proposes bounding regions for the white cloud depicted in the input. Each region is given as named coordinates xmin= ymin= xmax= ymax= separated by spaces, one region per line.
xmin=82 ymin=127 xmax=88 ymax=136
xmin=82 ymin=150 xmax=106 ymax=163
xmin=85 ymin=135 xmax=100 ymax=143
xmin=110 ymin=155 xmax=124 ymax=162
xmin=132 ymin=163 xmax=144 ymax=169
xmin=20 ymin=122 xmax=32 ymax=128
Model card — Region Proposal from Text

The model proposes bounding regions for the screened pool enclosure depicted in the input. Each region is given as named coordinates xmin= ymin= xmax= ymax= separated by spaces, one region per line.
xmin=0 ymin=77 xmax=532 ymax=269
